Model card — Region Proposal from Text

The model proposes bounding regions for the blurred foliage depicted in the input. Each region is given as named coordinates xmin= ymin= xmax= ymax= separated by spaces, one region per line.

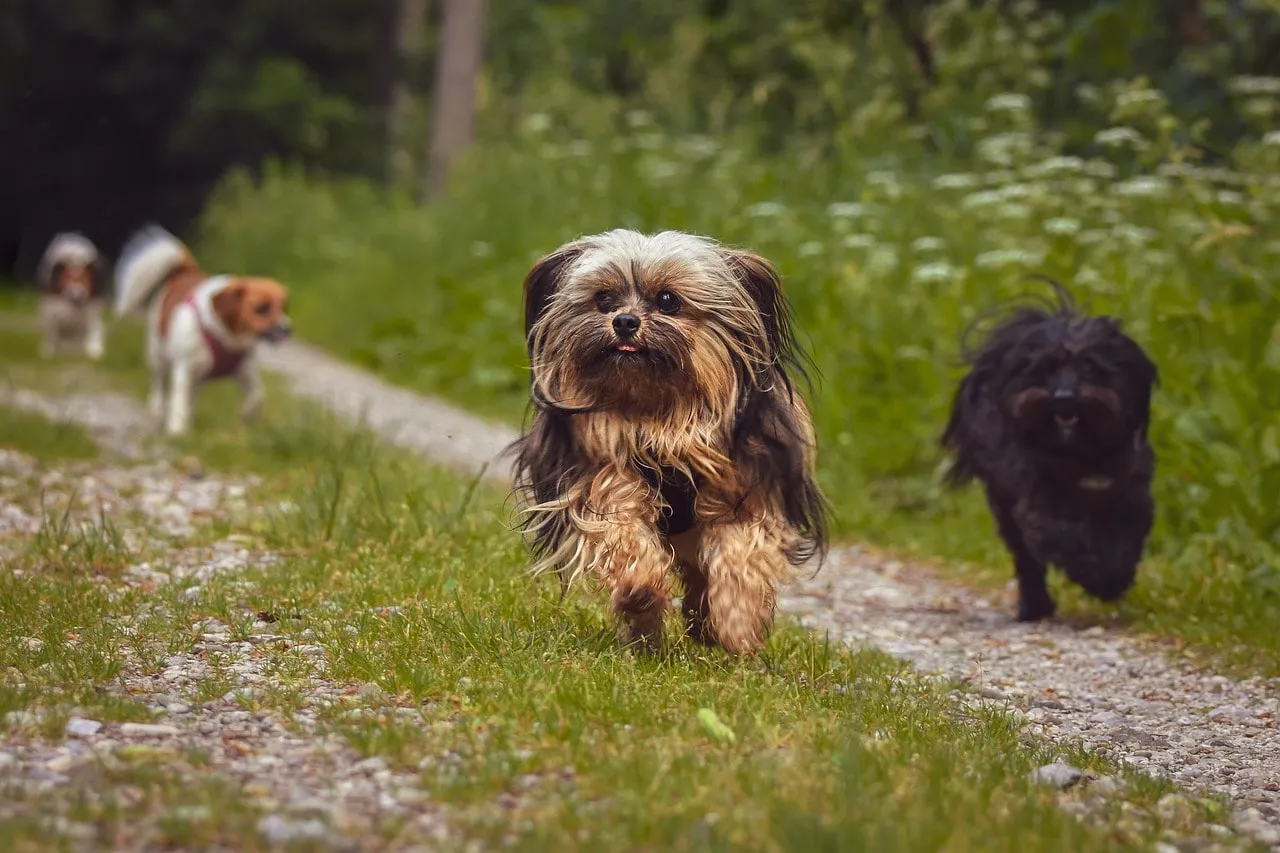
xmin=8 ymin=0 xmax=1280 ymax=271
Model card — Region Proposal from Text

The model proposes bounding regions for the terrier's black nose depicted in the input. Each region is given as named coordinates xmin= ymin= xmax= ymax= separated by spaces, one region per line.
xmin=613 ymin=313 xmax=641 ymax=338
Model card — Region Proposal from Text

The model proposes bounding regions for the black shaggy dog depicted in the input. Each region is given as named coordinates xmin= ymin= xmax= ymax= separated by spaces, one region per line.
xmin=940 ymin=279 xmax=1159 ymax=621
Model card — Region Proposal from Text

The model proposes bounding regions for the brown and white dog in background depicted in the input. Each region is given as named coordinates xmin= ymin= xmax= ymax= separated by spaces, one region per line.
xmin=114 ymin=225 xmax=292 ymax=436
xmin=37 ymin=233 xmax=108 ymax=360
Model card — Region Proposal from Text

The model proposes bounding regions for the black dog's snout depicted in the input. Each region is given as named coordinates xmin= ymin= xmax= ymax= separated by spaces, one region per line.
xmin=1052 ymin=389 xmax=1074 ymax=399
xmin=613 ymin=313 xmax=641 ymax=338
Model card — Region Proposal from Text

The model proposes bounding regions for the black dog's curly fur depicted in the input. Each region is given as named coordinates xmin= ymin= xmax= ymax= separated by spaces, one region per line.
xmin=940 ymin=278 xmax=1159 ymax=621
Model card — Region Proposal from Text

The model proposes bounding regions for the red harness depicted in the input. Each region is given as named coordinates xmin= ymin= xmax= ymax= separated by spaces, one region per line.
xmin=184 ymin=293 xmax=248 ymax=380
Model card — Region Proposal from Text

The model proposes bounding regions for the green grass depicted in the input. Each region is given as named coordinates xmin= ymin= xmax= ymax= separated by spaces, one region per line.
xmin=96 ymin=408 xmax=1226 ymax=851
xmin=0 ymin=406 xmax=99 ymax=463
xmin=0 ymin=356 xmax=1243 ymax=851
xmin=192 ymin=89 xmax=1280 ymax=674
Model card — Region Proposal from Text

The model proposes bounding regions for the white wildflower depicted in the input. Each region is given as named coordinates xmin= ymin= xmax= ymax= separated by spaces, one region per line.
xmin=1229 ymin=76 xmax=1280 ymax=96
xmin=566 ymin=140 xmax=591 ymax=158
xmin=470 ymin=241 xmax=493 ymax=259
xmin=626 ymin=110 xmax=654 ymax=128
xmin=1264 ymin=131 xmax=1280 ymax=147
xmin=1116 ymin=89 xmax=1166 ymax=109
xmin=1094 ymin=127 xmax=1145 ymax=147
xmin=799 ymin=241 xmax=825 ymax=258
xmin=995 ymin=202 xmax=1033 ymax=220
xmin=911 ymin=236 xmax=946 ymax=253
xmin=746 ymin=201 xmax=788 ymax=218
xmin=975 ymin=248 xmax=1042 ymax=269
xmin=868 ymin=247 xmax=900 ymax=275
xmin=827 ymin=202 xmax=868 ymax=219
xmin=523 ymin=113 xmax=552 ymax=134
xmin=997 ymin=183 xmax=1033 ymax=200
xmin=1027 ymin=156 xmax=1085 ymax=176
xmin=977 ymin=132 xmax=1035 ymax=166
xmin=912 ymin=261 xmax=958 ymax=283
xmin=1113 ymin=224 xmax=1157 ymax=246
xmin=1217 ymin=190 xmax=1246 ymax=206
xmin=1112 ymin=176 xmax=1171 ymax=198
xmin=842 ymin=234 xmax=878 ymax=250
xmin=985 ymin=93 xmax=1032 ymax=113
xmin=1074 ymin=266 xmax=1104 ymax=286
xmin=1044 ymin=217 xmax=1081 ymax=236
xmin=680 ymin=136 xmax=719 ymax=158
xmin=1075 ymin=229 xmax=1109 ymax=246
xmin=646 ymin=161 xmax=680 ymax=181
xmin=961 ymin=190 xmax=1003 ymax=209
xmin=634 ymin=133 xmax=665 ymax=151
xmin=933 ymin=173 xmax=980 ymax=190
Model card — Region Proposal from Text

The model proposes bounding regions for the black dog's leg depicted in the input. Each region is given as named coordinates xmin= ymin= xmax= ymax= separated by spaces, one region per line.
xmin=1013 ymin=552 xmax=1055 ymax=621
xmin=988 ymin=492 xmax=1055 ymax=622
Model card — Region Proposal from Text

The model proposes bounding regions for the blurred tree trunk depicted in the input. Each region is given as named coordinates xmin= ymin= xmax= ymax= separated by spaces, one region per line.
xmin=1166 ymin=0 xmax=1208 ymax=46
xmin=386 ymin=0 xmax=430 ymax=188
xmin=885 ymin=0 xmax=936 ymax=122
xmin=422 ymin=0 xmax=485 ymax=202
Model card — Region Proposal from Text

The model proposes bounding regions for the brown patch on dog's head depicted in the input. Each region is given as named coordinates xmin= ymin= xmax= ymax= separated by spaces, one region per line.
xmin=211 ymin=277 xmax=292 ymax=342
xmin=50 ymin=262 xmax=94 ymax=305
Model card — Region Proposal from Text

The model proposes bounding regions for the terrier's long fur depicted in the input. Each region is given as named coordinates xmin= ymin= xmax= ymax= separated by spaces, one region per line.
xmin=114 ymin=225 xmax=291 ymax=436
xmin=37 ymin=233 xmax=107 ymax=360
xmin=940 ymin=279 xmax=1159 ymax=621
xmin=511 ymin=229 xmax=828 ymax=655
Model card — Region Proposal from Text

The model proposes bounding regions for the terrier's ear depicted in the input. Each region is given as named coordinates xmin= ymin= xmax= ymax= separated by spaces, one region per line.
xmin=720 ymin=248 xmax=795 ymax=362
xmin=524 ymin=244 xmax=585 ymax=350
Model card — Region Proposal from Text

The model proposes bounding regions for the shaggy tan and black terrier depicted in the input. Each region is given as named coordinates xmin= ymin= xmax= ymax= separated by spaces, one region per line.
xmin=940 ymin=278 xmax=1159 ymax=621
xmin=512 ymin=229 xmax=828 ymax=654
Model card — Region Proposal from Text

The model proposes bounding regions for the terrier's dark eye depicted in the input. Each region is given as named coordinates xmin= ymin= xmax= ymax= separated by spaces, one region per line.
xmin=655 ymin=290 xmax=682 ymax=315
xmin=594 ymin=291 xmax=616 ymax=313
xmin=255 ymin=302 xmax=273 ymax=316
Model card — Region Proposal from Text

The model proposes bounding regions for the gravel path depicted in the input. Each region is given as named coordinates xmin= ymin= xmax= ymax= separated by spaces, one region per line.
xmin=261 ymin=339 xmax=1280 ymax=848
xmin=1 ymin=398 xmax=450 ymax=850
xmin=257 ymin=341 xmax=515 ymax=483
xmin=0 ymin=385 xmax=155 ymax=459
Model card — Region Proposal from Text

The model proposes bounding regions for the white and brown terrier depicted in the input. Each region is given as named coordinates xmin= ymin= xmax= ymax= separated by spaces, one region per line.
xmin=114 ymin=225 xmax=291 ymax=436
xmin=36 ymin=233 xmax=107 ymax=360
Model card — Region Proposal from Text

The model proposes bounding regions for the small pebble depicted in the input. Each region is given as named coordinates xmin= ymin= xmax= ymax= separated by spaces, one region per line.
xmin=119 ymin=722 xmax=181 ymax=738
xmin=66 ymin=718 xmax=103 ymax=738
xmin=1028 ymin=761 xmax=1084 ymax=790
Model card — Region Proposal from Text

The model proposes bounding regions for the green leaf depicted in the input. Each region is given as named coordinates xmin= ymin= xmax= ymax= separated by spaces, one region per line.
xmin=696 ymin=707 xmax=736 ymax=744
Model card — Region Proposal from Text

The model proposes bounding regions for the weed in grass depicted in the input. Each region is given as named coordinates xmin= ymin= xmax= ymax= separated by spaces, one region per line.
xmin=26 ymin=497 xmax=133 ymax=577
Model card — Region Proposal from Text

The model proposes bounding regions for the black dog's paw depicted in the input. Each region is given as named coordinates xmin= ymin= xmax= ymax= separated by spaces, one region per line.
xmin=1016 ymin=594 xmax=1056 ymax=623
